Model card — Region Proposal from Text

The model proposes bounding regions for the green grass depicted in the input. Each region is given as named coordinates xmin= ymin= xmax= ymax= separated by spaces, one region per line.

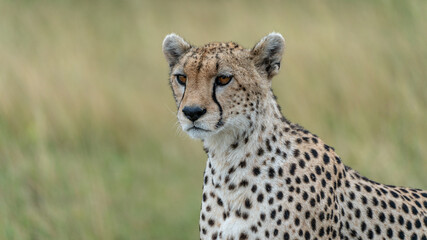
xmin=0 ymin=0 xmax=426 ymax=239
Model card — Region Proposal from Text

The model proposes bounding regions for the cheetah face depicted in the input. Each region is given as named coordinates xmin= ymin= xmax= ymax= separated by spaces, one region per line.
xmin=163 ymin=33 xmax=284 ymax=139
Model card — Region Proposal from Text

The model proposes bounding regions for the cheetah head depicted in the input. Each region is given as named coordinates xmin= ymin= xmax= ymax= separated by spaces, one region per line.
xmin=162 ymin=33 xmax=285 ymax=140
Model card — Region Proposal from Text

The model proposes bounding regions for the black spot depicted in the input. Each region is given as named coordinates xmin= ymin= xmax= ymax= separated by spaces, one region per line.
xmin=303 ymin=175 xmax=309 ymax=183
xmin=361 ymin=196 xmax=368 ymax=205
xmin=379 ymin=212 xmax=385 ymax=222
xmin=414 ymin=219 xmax=421 ymax=228
xmin=299 ymin=159 xmax=305 ymax=168
xmin=311 ymin=149 xmax=318 ymax=158
xmin=239 ymin=232 xmax=248 ymax=240
xmin=310 ymin=198 xmax=315 ymax=207
xmin=270 ymin=209 xmax=276 ymax=219
xmin=367 ymin=229 xmax=374 ymax=239
xmin=245 ymin=198 xmax=252 ymax=209
xmin=293 ymin=149 xmax=300 ymax=158
xmin=311 ymin=218 xmax=316 ymax=231
xmin=239 ymin=160 xmax=247 ymax=168
xmin=265 ymin=183 xmax=272 ymax=193
xmin=323 ymin=153 xmax=330 ymax=164
xmin=257 ymin=193 xmax=264 ymax=203
xmin=239 ymin=179 xmax=249 ymax=187
xmin=391 ymin=191 xmax=399 ymax=198
xmin=304 ymin=231 xmax=310 ymax=240
xmin=402 ymin=203 xmax=409 ymax=213
xmin=310 ymin=173 xmax=317 ymax=182
xmin=406 ymin=220 xmax=412 ymax=230
xmin=268 ymin=167 xmax=275 ymax=178
xmin=412 ymin=206 xmax=418 ymax=215
xmin=283 ymin=209 xmax=290 ymax=220
xmin=315 ymin=165 xmax=321 ymax=175
xmin=319 ymin=212 xmax=325 ymax=221
xmin=389 ymin=213 xmax=395 ymax=223
xmin=260 ymin=213 xmax=266 ymax=221
xmin=208 ymin=219 xmax=215 ymax=226
xmin=372 ymin=197 xmax=378 ymax=206
xmin=398 ymin=215 xmax=404 ymax=225
xmin=253 ymin=167 xmax=261 ymax=176
xmin=278 ymin=167 xmax=283 ymax=177
xmin=319 ymin=227 xmax=325 ymax=237
xmin=272 ymin=135 xmax=277 ymax=142
xmin=265 ymin=139 xmax=272 ymax=152
xmin=367 ymin=207 xmax=373 ymax=218
xmin=355 ymin=208 xmax=361 ymax=218
xmin=361 ymin=222 xmax=367 ymax=232
xmin=399 ymin=231 xmax=405 ymax=239
xmin=324 ymin=144 xmax=330 ymax=151
xmin=389 ymin=200 xmax=396 ymax=209
xmin=304 ymin=152 xmax=310 ymax=161
xmin=257 ymin=148 xmax=264 ymax=156
xmin=375 ymin=224 xmax=381 ymax=235
xmin=289 ymin=163 xmax=297 ymax=175
xmin=387 ymin=228 xmax=393 ymax=238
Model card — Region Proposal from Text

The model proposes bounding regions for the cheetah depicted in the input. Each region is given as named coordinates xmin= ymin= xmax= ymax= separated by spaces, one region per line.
xmin=162 ymin=33 xmax=427 ymax=240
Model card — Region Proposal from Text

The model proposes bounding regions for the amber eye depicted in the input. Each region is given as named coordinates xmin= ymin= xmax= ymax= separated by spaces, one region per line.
xmin=176 ymin=75 xmax=187 ymax=85
xmin=215 ymin=75 xmax=233 ymax=86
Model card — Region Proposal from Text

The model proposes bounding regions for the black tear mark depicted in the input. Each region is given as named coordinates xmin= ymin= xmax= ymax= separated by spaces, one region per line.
xmin=212 ymin=83 xmax=223 ymax=128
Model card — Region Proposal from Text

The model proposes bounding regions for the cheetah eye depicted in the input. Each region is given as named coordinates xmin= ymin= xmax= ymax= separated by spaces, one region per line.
xmin=175 ymin=75 xmax=187 ymax=86
xmin=215 ymin=75 xmax=233 ymax=86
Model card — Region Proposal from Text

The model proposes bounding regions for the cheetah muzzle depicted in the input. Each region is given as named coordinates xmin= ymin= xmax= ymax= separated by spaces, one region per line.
xmin=162 ymin=33 xmax=427 ymax=240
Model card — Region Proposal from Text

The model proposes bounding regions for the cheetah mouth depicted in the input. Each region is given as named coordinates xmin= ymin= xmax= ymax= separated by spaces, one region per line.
xmin=187 ymin=126 xmax=211 ymax=132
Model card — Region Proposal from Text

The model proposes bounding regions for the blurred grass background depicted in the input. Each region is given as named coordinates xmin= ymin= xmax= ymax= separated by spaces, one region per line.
xmin=0 ymin=0 xmax=426 ymax=239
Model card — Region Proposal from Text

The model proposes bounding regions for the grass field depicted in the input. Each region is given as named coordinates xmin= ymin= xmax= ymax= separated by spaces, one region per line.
xmin=0 ymin=0 xmax=426 ymax=239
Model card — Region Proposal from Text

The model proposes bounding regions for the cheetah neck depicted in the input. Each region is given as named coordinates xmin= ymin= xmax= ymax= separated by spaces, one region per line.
xmin=203 ymin=91 xmax=296 ymax=176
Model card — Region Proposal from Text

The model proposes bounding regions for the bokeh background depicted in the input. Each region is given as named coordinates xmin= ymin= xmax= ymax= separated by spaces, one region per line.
xmin=0 ymin=0 xmax=426 ymax=239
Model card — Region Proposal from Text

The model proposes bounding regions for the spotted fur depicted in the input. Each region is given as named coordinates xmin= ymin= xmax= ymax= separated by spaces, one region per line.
xmin=162 ymin=33 xmax=427 ymax=240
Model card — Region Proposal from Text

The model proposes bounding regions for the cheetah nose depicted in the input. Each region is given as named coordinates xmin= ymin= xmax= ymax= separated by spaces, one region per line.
xmin=182 ymin=106 xmax=207 ymax=122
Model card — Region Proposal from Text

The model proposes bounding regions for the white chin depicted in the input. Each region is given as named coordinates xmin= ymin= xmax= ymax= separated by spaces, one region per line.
xmin=186 ymin=128 xmax=213 ymax=139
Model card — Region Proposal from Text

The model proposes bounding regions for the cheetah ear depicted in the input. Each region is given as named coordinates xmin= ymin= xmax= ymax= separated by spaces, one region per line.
xmin=162 ymin=33 xmax=192 ymax=68
xmin=251 ymin=32 xmax=285 ymax=79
